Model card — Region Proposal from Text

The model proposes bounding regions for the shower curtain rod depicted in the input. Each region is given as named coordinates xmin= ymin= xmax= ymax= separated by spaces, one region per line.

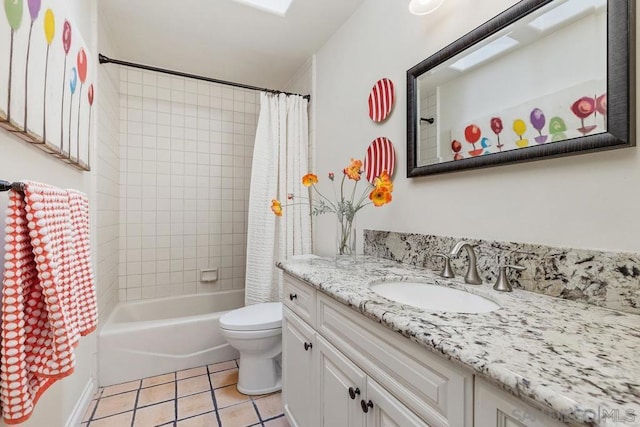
xmin=0 ymin=180 xmax=25 ymax=192
xmin=98 ymin=54 xmax=311 ymax=101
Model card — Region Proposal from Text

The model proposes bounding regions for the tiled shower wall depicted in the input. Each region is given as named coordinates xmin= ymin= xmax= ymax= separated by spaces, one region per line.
xmin=94 ymin=11 xmax=121 ymax=319
xmin=118 ymin=70 xmax=258 ymax=301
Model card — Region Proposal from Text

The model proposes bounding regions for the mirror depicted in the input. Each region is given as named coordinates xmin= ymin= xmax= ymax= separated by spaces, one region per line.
xmin=407 ymin=0 xmax=635 ymax=177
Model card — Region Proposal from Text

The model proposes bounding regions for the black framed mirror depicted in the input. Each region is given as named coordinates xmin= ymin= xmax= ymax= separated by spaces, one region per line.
xmin=407 ymin=0 xmax=635 ymax=177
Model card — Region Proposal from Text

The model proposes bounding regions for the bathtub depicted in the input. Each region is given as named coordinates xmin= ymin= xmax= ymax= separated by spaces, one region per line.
xmin=99 ymin=290 xmax=244 ymax=386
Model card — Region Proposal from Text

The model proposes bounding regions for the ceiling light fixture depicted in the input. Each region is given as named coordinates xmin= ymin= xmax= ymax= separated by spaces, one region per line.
xmin=409 ymin=0 xmax=445 ymax=16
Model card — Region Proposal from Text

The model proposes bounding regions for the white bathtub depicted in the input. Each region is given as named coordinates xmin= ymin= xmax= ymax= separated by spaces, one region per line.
xmin=99 ymin=290 xmax=244 ymax=386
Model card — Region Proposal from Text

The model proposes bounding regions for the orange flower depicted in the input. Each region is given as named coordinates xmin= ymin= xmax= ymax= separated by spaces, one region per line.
xmin=271 ymin=199 xmax=283 ymax=216
xmin=369 ymin=188 xmax=392 ymax=207
xmin=373 ymin=170 xmax=393 ymax=193
xmin=302 ymin=173 xmax=318 ymax=187
xmin=343 ymin=159 xmax=362 ymax=181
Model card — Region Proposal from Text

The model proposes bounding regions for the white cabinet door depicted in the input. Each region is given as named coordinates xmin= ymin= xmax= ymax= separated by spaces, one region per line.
xmin=283 ymin=308 xmax=317 ymax=427
xmin=366 ymin=378 xmax=430 ymax=427
xmin=474 ymin=378 xmax=565 ymax=427
xmin=317 ymin=336 xmax=367 ymax=427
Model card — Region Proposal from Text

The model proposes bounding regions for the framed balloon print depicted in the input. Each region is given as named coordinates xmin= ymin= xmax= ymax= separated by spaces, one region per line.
xmin=0 ymin=0 xmax=94 ymax=171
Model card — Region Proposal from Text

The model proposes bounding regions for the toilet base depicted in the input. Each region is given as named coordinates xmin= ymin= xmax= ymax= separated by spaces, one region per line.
xmin=237 ymin=354 xmax=282 ymax=395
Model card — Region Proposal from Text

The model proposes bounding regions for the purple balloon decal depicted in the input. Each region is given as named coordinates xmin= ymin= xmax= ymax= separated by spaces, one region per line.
xmin=530 ymin=108 xmax=548 ymax=144
xmin=28 ymin=0 xmax=41 ymax=20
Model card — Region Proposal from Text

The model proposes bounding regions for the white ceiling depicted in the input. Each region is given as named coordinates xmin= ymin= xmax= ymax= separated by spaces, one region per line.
xmin=99 ymin=0 xmax=365 ymax=91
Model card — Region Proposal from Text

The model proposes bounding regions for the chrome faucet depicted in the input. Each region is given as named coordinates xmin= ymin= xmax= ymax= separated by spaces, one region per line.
xmin=449 ymin=241 xmax=482 ymax=285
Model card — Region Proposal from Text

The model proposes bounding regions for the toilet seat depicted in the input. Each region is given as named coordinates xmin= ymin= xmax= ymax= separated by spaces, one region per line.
xmin=220 ymin=302 xmax=282 ymax=331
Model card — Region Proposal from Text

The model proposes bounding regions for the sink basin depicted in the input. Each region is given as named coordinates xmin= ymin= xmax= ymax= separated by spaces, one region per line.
xmin=370 ymin=281 xmax=499 ymax=313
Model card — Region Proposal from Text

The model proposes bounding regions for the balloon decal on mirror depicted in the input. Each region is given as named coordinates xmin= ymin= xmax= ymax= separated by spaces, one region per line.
xmin=529 ymin=108 xmax=548 ymax=144
xmin=571 ymin=96 xmax=597 ymax=135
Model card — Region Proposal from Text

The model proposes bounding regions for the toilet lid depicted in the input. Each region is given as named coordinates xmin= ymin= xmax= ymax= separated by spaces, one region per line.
xmin=220 ymin=302 xmax=283 ymax=331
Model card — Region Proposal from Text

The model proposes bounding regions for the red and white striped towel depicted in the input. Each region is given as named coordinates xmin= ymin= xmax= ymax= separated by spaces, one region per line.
xmin=1 ymin=182 xmax=97 ymax=424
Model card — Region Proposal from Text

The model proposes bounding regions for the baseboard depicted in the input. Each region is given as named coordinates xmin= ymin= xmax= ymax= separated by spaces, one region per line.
xmin=65 ymin=377 xmax=96 ymax=427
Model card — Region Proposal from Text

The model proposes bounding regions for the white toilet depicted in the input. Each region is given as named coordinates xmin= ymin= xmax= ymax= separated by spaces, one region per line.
xmin=219 ymin=302 xmax=283 ymax=395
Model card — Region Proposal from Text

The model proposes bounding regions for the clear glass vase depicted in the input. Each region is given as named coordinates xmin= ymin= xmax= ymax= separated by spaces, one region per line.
xmin=336 ymin=215 xmax=356 ymax=265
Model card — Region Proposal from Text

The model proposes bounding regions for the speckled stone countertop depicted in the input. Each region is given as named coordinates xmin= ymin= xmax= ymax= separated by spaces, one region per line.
xmin=277 ymin=256 xmax=640 ymax=427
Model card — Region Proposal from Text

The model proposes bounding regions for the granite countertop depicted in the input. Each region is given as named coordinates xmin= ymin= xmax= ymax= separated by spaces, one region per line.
xmin=277 ymin=256 xmax=640 ymax=427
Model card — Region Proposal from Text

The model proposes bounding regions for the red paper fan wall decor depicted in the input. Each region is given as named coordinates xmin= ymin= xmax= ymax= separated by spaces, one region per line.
xmin=368 ymin=78 xmax=395 ymax=123
xmin=364 ymin=137 xmax=396 ymax=183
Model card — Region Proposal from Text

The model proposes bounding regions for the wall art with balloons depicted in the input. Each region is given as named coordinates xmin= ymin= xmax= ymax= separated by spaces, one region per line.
xmin=447 ymin=80 xmax=606 ymax=162
xmin=0 ymin=0 xmax=93 ymax=171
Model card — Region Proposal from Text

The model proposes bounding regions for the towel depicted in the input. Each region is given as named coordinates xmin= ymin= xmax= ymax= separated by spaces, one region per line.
xmin=1 ymin=182 xmax=97 ymax=424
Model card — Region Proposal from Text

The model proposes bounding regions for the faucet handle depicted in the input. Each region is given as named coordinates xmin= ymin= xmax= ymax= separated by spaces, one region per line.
xmin=493 ymin=264 xmax=526 ymax=292
xmin=433 ymin=253 xmax=455 ymax=278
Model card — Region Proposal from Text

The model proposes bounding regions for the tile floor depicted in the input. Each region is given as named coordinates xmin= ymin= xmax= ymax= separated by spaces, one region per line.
xmin=82 ymin=359 xmax=289 ymax=427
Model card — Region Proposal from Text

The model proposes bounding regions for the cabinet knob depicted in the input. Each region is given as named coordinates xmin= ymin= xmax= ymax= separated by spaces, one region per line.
xmin=304 ymin=342 xmax=313 ymax=351
xmin=361 ymin=399 xmax=373 ymax=413
xmin=348 ymin=387 xmax=361 ymax=400
xmin=289 ymin=293 xmax=297 ymax=301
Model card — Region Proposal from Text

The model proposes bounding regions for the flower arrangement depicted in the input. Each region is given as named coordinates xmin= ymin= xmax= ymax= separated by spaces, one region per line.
xmin=271 ymin=158 xmax=394 ymax=257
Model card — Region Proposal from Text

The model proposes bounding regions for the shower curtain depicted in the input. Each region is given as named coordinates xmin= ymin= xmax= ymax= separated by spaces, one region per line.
xmin=245 ymin=93 xmax=311 ymax=305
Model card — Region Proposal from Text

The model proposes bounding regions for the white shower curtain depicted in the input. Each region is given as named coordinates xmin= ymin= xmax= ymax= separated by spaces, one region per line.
xmin=245 ymin=93 xmax=312 ymax=305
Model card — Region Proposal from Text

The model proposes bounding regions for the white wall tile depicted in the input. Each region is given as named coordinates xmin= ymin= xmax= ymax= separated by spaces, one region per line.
xmin=119 ymin=69 xmax=257 ymax=301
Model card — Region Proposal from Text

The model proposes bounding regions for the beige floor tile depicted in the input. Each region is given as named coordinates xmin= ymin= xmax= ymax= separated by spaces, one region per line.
xmin=177 ymin=391 xmax=215 ymax=419
xmin=218 ymin=401 xmax=259 ymax=427
xmin=264 ymin=416 xmax=291 ymax=427
xmin=89 ymin=411 xmax=133 ymax=427
xmin=210 ymin=368 xmax=238 ymax=389
xmin=255 ymin=393 xmax=283 ymax=420
xmin=82 ymin=399 xmax=97 ymax=422
xmin=93 ymin=391 xmax=137 ymax=419
xmin=178 ymin=375 xmax=211 ymax=397
xmin=142 ymin=372 xmax=175 ymax=388
xmin=138 ymin=382 xmax=176 ymax=407
xmin=208 ymin=360 xmax=237 ymax=373
xmin=215 ymin=385 xmax=250 ymax=409
xmin=133 ymin=401 xmax=175 ymax=426
xmin=177 ymin=366 xmax=208 ymax=380
xmin=176 ymin=412 xmax=218 ymax=427
xmin=102 ymin=380 xmax=141 ymax=397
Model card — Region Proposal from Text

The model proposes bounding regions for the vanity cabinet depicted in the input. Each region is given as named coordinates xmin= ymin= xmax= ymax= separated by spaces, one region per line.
xmin=282 ymin=306 xmax=317 ymax=427
xmin=282 ymin=273 xmax=474 ymax=427
xmin=474 ymin=378 xmax=565 ymax=427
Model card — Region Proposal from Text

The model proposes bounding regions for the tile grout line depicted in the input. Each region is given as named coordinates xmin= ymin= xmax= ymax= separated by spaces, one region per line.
xmin=250 ymin=398 xmax=265 ymax=426
xmin=130 ymin=380 xmax=142 ymax=427
xmin=174 ymin=370 xmax=179 ymax=425
xmin=206 ymin=363 xmax=224 ymax=427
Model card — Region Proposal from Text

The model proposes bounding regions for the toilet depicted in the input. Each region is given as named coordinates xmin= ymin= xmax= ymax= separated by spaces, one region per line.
xmin=219 ymin=302 xmax=283 ymax=395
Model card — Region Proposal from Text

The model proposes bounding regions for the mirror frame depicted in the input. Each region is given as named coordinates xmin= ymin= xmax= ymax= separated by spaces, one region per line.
xmin=407 ymin=0 xmax=635 ymax=177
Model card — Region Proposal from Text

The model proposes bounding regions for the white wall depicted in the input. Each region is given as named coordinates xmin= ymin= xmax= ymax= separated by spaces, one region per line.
xmin=0 ymin=1 xmax=98 ymax=424
xmin=314 ymin=0 xmax=640 ymax=255
xmin=118 ymin=70 xmax=258 ymax=301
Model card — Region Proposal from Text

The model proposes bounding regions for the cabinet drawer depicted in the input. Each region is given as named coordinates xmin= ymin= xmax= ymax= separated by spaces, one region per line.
xmin=283 ymin=274 xmax=316 ymax=327
xmin=317 ymin=293 xmax=473 ymax=427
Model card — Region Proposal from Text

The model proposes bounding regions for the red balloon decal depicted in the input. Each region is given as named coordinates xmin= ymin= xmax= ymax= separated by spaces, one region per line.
xmin=62 ymin=20 xmax=71 ymax=54
xmin=571 ymin=97 xmax=596 ymax=119
xmin=77 ymin=49 xmax=87 ymax=83
xmin=88 ymin=84 xmax=94 ymax=106
xmin=464 ymin=125 xmax=481 ymax=144
xmin=451 ymin=140 xmax=462 ymax=153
